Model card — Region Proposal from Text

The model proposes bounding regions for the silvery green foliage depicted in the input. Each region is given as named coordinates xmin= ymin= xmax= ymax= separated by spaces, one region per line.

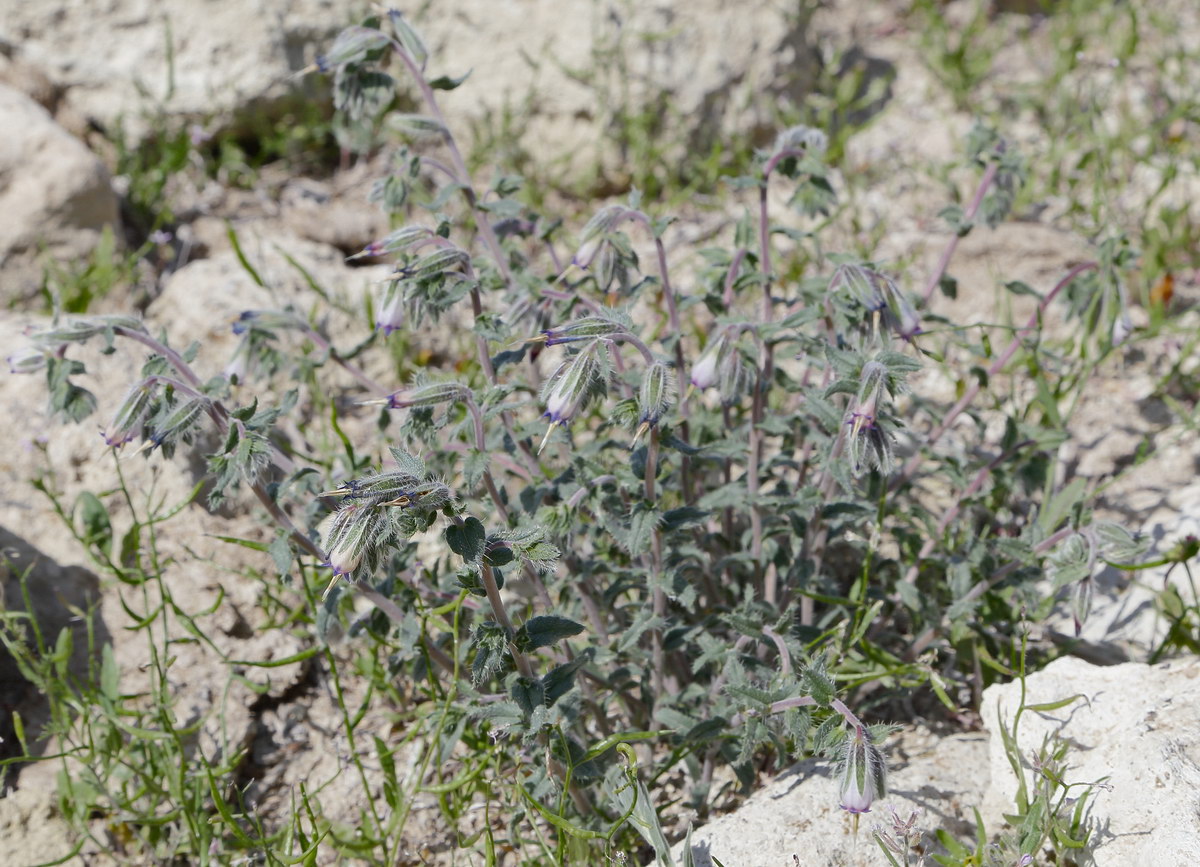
xmin=13 ymin=12 xmax=1155 ymax=863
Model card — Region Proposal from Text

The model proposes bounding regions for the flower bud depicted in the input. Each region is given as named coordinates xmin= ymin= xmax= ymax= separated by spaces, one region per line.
xmin=387 ymin=10 xmax=428 ymax=69
xmin=6 ymin=346 xmax=47 ymax=374
xmin=232 ymin=310 xmax=303 ymax=336
xmin=361 ymin=381 xmax=468 ymax=410
xmin=838 ymin=725 xmax=887 ymax=814
xmin=877 ymin=278 xmax=922 ymax=342
xmin=321 ymin=470 xmax=423 ymax=504
xmin=374 ymin=278 xmax=405 ymax=335
xmin=318 ymin=25 xmax=390 ymax=72
xmin=845 ymin=361 xmax=894 ymax=477
xmin=829 ymin=263 xmax=886 ymax=313
xmin=148 ymin=396 xmax=208 ymax=447
xmin=572 ymin=205 xmax=625 ymax=267
xmin=535 ymin=316 xmax=628 ymax=347
xmin=402 ymin=247 xmax=469 ymax=280
xmin=539 ymin=345 xmax=600 ymax=452
xmin=689 ymin=331 xmax=732 ymax=392
xmin=350 ymin=225 xmax=431 ymax=260
xmin=774 ymin=124 xmax=827 ymax=158
xmin=717 ymin=352 xmax=752 ymax=409
xmin=633 ymin=361 xmax=676 ymax=444
xmin=34 ymin=315 xmax=144 ymax=345
xmin=379 ymin=480 xmax=452 ymax=511
xmin=385 ymin=113 xmax=450 ymax=141
xmin=830 ymin=264 xmax=920 ymax=341
xmin=102 ymin=380 xmax=158 ymax=448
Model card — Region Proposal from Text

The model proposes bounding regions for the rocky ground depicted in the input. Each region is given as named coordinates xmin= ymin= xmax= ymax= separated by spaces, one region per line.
xmin=1 ymin=1 xmax=1198 ymax=864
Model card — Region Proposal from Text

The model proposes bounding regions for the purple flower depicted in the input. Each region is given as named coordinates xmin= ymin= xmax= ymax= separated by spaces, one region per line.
xmin=838 ymin=725 xmax=887 ymax=814
xmin=6 ymin=346 xmax=47 ymax=374
xmin=375 ymin=279 xmax=405 ymax=335
xmin=689 ymin=331 xmax=731 ymax=392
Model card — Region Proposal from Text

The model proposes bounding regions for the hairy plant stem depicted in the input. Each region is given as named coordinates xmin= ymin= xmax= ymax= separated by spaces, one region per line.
xmin=897 ymin=443 xmax=1031 ymax=590
xmin=646 ymin=427 xmax=668 ymax=703
xmin=754 ymin=153 xmax=799 ymax=606
xmin=906 ymin=525 xmax=1076 ymax=659
xmin=296 ymin=323 xmax=383 ymax=396
xmin=480 ymin=561 xmax=534 ymax=679
xmin=388 ymin=40 xmax=513 ymax=290
xmin=617 ymin=208 xmax=695 ymax=501
xmin=800 ymin=415 xmax=850 ymax=627
xmin=389 ymin=37 xmax=550 ymax=484
xmin=114 ymin=325 xmax=467 ymax=673
xmin=894 ymin=262 xmax=1098 ymax=490
xmin=919 ymin=160 xmax=1000 ymax=304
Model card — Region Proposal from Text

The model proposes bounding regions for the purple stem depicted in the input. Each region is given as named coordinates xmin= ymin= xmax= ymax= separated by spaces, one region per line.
xmin=920 ymin=161 xmax=1000 ymax=304
xmin=893 ymin=262 xmax=1098 ymax=490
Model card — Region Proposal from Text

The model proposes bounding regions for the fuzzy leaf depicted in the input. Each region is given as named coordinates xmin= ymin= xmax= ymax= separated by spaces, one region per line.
xmin=446 ymin=517 xmax=487 ymax=564
xmin=514 ymin=616 xmax=585 ymax=652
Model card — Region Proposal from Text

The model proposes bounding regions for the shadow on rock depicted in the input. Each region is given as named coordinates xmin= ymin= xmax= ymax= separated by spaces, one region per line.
xmin=0 ymin=526 xmax=111 ymax=788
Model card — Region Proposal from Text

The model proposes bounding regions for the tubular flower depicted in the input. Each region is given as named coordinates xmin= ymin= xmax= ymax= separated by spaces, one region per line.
xmin=845 ymin=361 xmax=895 ymax=477
xmin=358 ymin=381 xmax=468 ymax=410
xmin=571 ymin=205 xmax=625 ymax=268
xmin=838 ymin=725 xmax=887 ymax=814
xmin=539 ymin=344 xmax=600 ymax=453
xmin=688 ymin=329 xmax=732 ymax=394
xmin=7 ymin=346 xmax=47 ymax=375
xmin=528 ymin=316 xmax=628 ymax=347
xmin=349 ymin=225 xmax=431 ymax=260
xmin=633 ymin=361 xmax=676 ymax=445
xmin=374 ymin=278 xmax=405 ymax=335
xmin=318 ymin=504 xmax=387 ymax=596
xmin=102 ymin=380 xmax=158 ymax=448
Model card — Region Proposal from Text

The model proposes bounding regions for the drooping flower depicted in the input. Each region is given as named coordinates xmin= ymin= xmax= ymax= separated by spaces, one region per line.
xmin=539 ymin=344 xmax=600 ymax=453
xmin=571 ymin=205 xmax=625 ymax=268
xmin=359 ymin=381 xmax=468 ymax=410
xmin=374 ymin=278 xmax=405 ymax=335
xmin=318 ymin=504 xmax=387 ymax=596
xmin=529 ymin=316 xmax=628 ymax=347
xmin=632 ymin=361 xmax=676 ymax=445
xmin=6 ymin=346 xmax=47 ymax=375
xmin=689 ymin=330 xmax=732 ymax=393
xmin=101 ymin=380 xmax=158 ymax=448
xmin=838 ymin=725 xmax=887 ymax=814
xmin=844 ymin=361 xmax=895 ymax=477
xmin=829 ymin=263 xmax=921 ymax=341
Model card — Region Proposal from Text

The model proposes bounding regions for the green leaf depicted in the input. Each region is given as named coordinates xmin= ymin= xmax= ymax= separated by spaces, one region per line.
xmin=269 ymin=535 xmax=293 ymax=579
xmin=446 ymin=517 xmax=486 ymax=564
xmin=463 ymin=449 xmax=489 ymax=492
xmin=623 ymin=503 xmax=661 ymax=556
xmin=76 ymin=492 xmax=112 ymax=555
xmin=1026 ymin=693 xmax=1085 ymax=712
xmin=226 ymin=223 xmax=265 ymax=287
xmin=388 ymin=446 xmax=426 ymax=478
xmin=1005 ymin=280 xmax=1043 ymax=300
xmin=429 ymin=70 xmax=472 ymax=90
xmin=231 ymin=398 xmax=259 ymax=421
xmin=100 ymin=644 xmax=119 ymax=702
xmin=1039 ymin=478 xmax=1087 ymax=533
xmin=514 ymin=615 xmax=585 ymax=652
